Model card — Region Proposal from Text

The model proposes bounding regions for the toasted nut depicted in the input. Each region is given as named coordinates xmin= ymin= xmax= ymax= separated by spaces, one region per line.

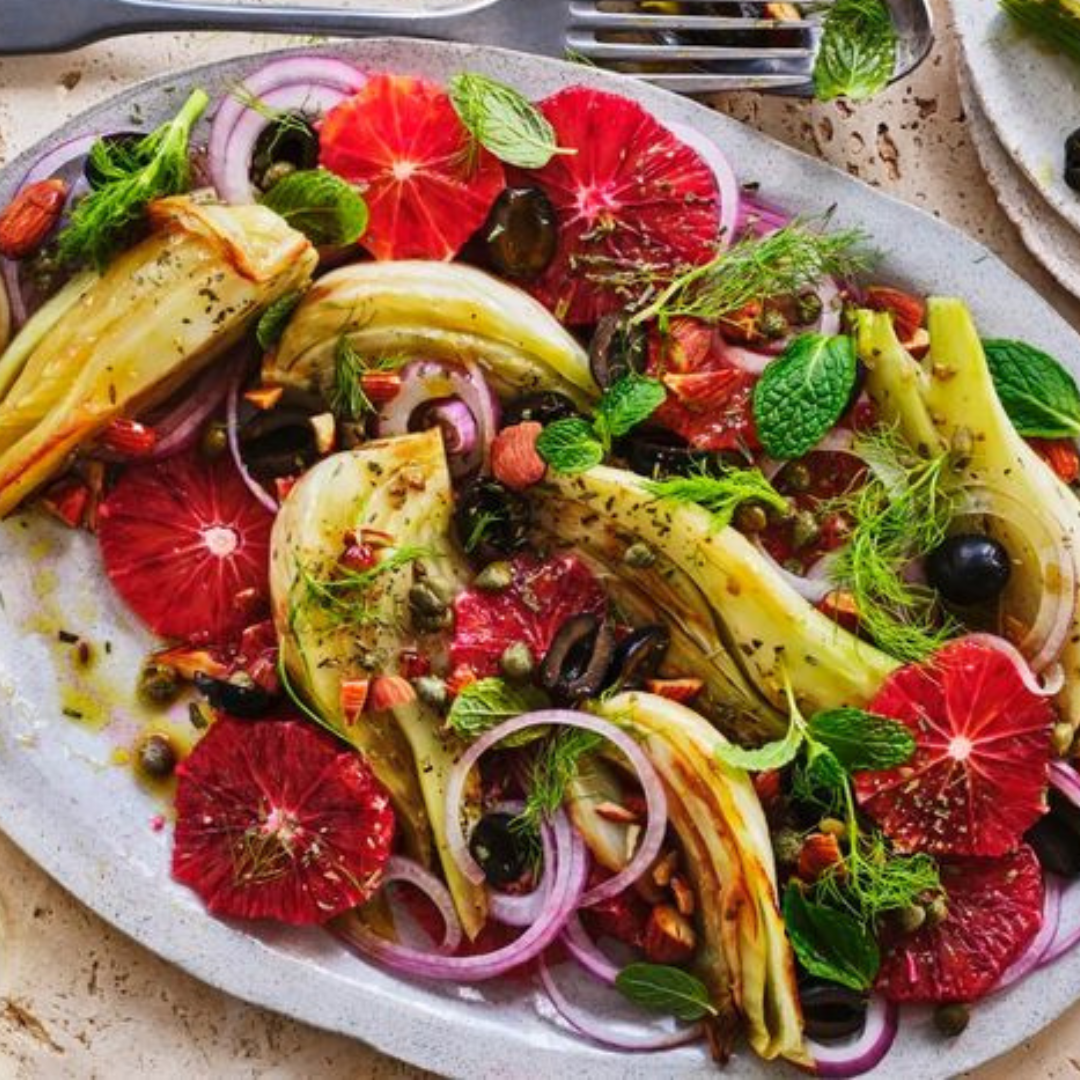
xmin=243 ymin=385 xmax=284 ymax=411
xmin=0 ymin=178 xmax=67 ymax=259
xmin=625 ymin=823 xmax=642 ymax=863
xmin=151 ymin=645 xmax=229 ymax=682
xmin=863 ymin=285 xmax=926 ymax=344
xmin=39 ymin=477 xmax=91 ymax=529
xmin=905 ymin=326 xmax=931 ymax=360
xmin=645 ymin=677 xmax=704 ymax=704
xmin=360 ymin=371 xmax=402 ymax=404
xmin=491 ymin=421 xmax=547 ymax=492
xmin=652 ymin=849 xmax=679 ymax=887
xmin=446 ymin=663 xmax=479 ymax=698
xmin=594 ymin=800 xmax=640 ymax=825
xmin=817 ymin=589 xmax=860 ymax=634
xmin=309 ymin=412 xmax=337 ymax=455
xmin=670 ymin=874 xmax=695 ymax=917
xmin=643 ymin=904 xmax=696 ymax=965
xmin=1031 ymin=437 xmax=1080 ymax=484
xmin=100 ymin=418 xmax=158 ymax=458
xmin=368 ymin=674 xmax=416 ymax=712
xmin=752 ymin=769 xmax=783 ymax=810
xmin=339 ymin=678 xmax=370 ymax=724
xmin=798 ymin=833 xmax=844 ymax=882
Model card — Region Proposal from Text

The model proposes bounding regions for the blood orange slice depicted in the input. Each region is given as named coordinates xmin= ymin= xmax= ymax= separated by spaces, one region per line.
xmin=511 ymin=87 xmax=720 ymax=325
xmin=855 ymin=638 xmax=1053 ymax=856
xmin=451 ymin=554 xmax=606 ymax=677
xmin=319 ymin=74 xmax=505 ymax=261
xmin=98 ymin=449 xmax=273 ymax=645
xmin=172 ymin=716 xmax=394 ymax=924
xmin=877 ymin=845 xmax=1043 ymax=1003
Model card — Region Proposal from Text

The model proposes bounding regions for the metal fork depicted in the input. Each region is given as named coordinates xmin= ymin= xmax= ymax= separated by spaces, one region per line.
xmin=0 ymin=0 xmax=934 ymax=96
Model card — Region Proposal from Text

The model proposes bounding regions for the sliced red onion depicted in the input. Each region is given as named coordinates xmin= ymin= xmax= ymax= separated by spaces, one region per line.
xmin=378 ymin=855 xmax=463 ymax=955
xmin=538 ymin=952 xmax=703 ymax=1051
xmin=1050 ymin=760 xmax=1080 ymax=809
xmin=489 ymin=886 xmax=546 ymax=928
xmin=336 ymin=810 xmax=588 ymax=981
xmin=1038 ymin=877 xmax=1080 ymax=967
xmin=752 ymin=536 xmax=835 ymax=605
xmin=716 ymin=338 xmax=773 ymax=375
xmin=211 ymin=83 xmax=350 ymax=205
xmin=737 ymin=191 xmax=791 ymax=238
xmin=226 ymin=366 xmax=278 ymax=514
xmin=444 ymin=709 xmax=667 ymax=908
xmin=560 ymin=914 xmax=620 ymax=986
xmin=663 ymin=121 xmax=739 ymax=251
xmin=808 ymin=995 xmax=899 ymax=1078
xmin=962 ymin=634 xmax=1065 ymax=698
xmin=143 ymin=356 xmax=236 ymax=460
xmin=996 ymin=874 xmax=1062 ymax=990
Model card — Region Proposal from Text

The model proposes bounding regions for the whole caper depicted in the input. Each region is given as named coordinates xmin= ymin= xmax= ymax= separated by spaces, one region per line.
xmin=138 ymin=662 xmax=181 ymax=708
xmin=499 ymin=642 xmax=535 ymax=682
xmin=137 ymin=732 xmax=178 ymax=779
xmin=199 ymin=421 xmax=229 ymax=461
xmin=484 ymin=186 xmax=558 ymax=279
xmin=933 ymin=1003 xmax=970 ymax=1038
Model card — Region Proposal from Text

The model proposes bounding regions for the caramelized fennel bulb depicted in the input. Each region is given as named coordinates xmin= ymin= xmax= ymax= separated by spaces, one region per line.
xmin=0 ymin=196 xmax=316 ymax=517
xmin=269 ymin=429 xmax=486 ymax=937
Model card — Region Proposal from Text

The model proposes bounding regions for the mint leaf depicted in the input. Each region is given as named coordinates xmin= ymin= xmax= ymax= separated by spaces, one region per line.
xmin=256 ymin=290 xmax=303 ymax=350
xmin=813 ymin=0 xmax=897 ymax=103
xmin=446 ymin=677 xmax=548 ymax=740
xmin=753 ymin=333 xmax=858 ymax=459
xmin=808 ymin=707 xmax=916 ymax=773
xmin=782 ymin=885 xmax=879 ymax=992
xmin=804 ymin=740 xmax=847 ymax=791
xmin=715 ymin=718 xmax=804 ymax=772
xmin=983 ymin=338 xmax=1080 ymax=438
xmin=449 ymin=72 xmax=566 ymax=169
xmin=614 ymin=963 xmax=717 ymax=1022
xmin=536 ymin=417 xmax=604 ymax=475
xmin=594 ymin=374 xmax=667 ymax=445
xmin=261 ymin=168 xmax=368 ymax=246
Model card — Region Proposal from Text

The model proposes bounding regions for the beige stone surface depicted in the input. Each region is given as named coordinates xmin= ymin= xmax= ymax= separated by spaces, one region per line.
xmin=1 ymin=2 xmax=1079 ymax=1077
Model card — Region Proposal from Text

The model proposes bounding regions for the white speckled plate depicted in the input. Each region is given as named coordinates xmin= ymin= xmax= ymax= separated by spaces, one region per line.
xmin=952 ymin=0 xmax=1080 ymax=234
xmin=3 ymin=38 xmax=1080 ymax=1080
xmin=958 ymin=57 xmax=1080 ymax=301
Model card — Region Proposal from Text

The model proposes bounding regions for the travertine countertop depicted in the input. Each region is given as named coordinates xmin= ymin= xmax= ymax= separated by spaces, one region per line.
xmin=3 ymin=2 xmax=1080 ymax=1077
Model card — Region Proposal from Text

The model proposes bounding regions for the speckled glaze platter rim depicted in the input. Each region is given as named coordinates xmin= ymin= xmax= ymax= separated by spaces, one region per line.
xmin=958 ymin=56 xmax=1080 ymax=302
xmin=2 ymin=37 xmax=1080 ymax=1080
xmin=951 ymin=0 xmax=1080 ymax=236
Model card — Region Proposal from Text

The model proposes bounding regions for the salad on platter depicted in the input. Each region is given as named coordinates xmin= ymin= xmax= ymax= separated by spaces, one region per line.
xmin=4 ymin=53 xmax=1080 ymax=1078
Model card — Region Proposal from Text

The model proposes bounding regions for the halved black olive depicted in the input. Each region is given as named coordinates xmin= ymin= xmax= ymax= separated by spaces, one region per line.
xmin=194 ymin=672 xmax=275 ymax=719
xmin=502 ymin=391 xmax=580 ymax=428
xmin=469 ymin=812 xmax=530 ymax=887
xmin=84 ymin=131 xmax=145 ymax=189
xmin=608 ymin=624 xmax=670 ymax=690
xmin=251 ymin=114 xmax=320 ymax=192
xmin=484 ymin=186 xmax=558 ymax=280
xmin=589 ymin=314 xmax=649 ymax=390
xmin=454 ymin=478 xmax=531 ymax=561
xmin=1025 ymin=789 xmax=1080 ymax=877
xmin=618 ymin=431 xmax=725 ymax=479
xmin=540 ymin=613 xmax=616 ymax=702
xmin=239 ymin=388 xmax=330 ymax=483
xmin=798 ymin=982 xmax=869 ymax=1042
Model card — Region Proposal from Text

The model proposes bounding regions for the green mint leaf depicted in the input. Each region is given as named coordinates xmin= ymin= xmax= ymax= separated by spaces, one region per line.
xmin=715 ymin=718 xmax=805 ymax=772
xmin=644 ymin=466 xmax=788 ymax=530
xmin=614 ymin=963 xmax=717 ymax=1022
xmin=261 ymin=168 xmax=368 ymax=246
xmin=594 ymin=375 xmax=667 ymax=445
xmin=256 ymin=290 xmax=303 ymax=351
xmin=813 ymin=0 xmax=897 ymax=103
xmin=808 ymin=707 xmax=916 ymax=773
xmin=446 ymin=677 xmax=549 ymax=740
xmin=536 ymin=417 xmax=604 ymax=475
xmin=449 ymin=72 xmax=566 ymax=169
xmin=804 ymin=740 xmax=848 ymax=792
xmin=782 ymin=885 xmax=880 ymax=992
xmin=753 ymin=333 xmax=858 ymax=459
xmin=983 ymin=338 xmax=1080 ymax=438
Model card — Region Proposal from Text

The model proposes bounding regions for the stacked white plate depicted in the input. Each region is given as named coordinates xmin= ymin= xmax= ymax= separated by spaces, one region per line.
xmin=952 ymin=1 xmax=1080 ymax=297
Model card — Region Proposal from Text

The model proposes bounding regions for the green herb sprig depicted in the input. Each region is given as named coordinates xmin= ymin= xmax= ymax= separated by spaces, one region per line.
xmin=329 ymin=337 xmax=407 ymax=421
xmin=813 ymin=0 xmax=898 ymax=102
xmin=260 ymin=168 xmax=368 ymax=247
xmin=513 ymin=728 xmax=605 ymax=840
xmin=645 ymin=465 xmax=788 ymax=529
xmin=58 ymin=88 xmax=209 ymax=269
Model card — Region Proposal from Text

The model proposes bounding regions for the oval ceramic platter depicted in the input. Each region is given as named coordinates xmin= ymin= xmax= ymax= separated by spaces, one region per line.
xmin=952 ymin=0 xmax=1080 ymax=235
xmin=2 ymin=38 xmax=1080 ymax=1080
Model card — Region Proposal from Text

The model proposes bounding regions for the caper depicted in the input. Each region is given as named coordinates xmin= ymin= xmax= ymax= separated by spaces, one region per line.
xmin=499 ymin=642 xmax=535 ymax=682
xmin=199 ymin=421 xmax=229 ymax=461
xmin=760 ymin=308 xmax=790 ymax=341
xmin=250 ymin=113 xmax=319 ymax=193
xmin=413 ymin=607 xmax=454 ymax=634
xmin=474 ymin=561 xmax=514 ymax=592
xmin=137 ymin=733 xmax=178 ymax=779
xmin=589 ymin=314 xmax=649 ymax=389
xmin=1053 ymin=721 xmax=1074 ymax=758
xmin=819 ymin=817 xmax=847 ymax=839
xmin=623 ymin=541 xmax=657 ymax=569
xmin=415 ymin=675 xmax=449 ymax=711
xmin=792 ymin=510 xmax=822 ymax=550
xmin=734 ymin=502 xmax=769 ymax=535
xmin=795 ymin=290 xmax=824 ymax=326
xmin=409 ymin=580 xmax=451 ymax=618
xmin=138 ymin=662 xmax=181 ymax=708
xmin=772 ymin=827 xmax=803 ymax=869
xmin=483 ymin=186 xmax=558 ymax=279
xmin=260 ymin=160 xmax=297 ymax=192
xmin=925 ymin=895 xmax=949 ymax=928
xmin=894 ymin=903 xmax=927 ymax=934
xmin=933 ymin=1003 xmax=970 ymax=1038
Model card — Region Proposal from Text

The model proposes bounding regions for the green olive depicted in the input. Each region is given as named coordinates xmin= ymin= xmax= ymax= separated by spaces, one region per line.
xmin=484 ymin=187 xmax=558 ymax=280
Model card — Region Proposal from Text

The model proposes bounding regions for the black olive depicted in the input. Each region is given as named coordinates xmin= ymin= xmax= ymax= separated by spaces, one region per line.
xmin=618 ymin=431 xmax=723 ymax=479
xmin=250 ymin=114 xmax=320 ymax=192
xmin=540 ymin=613 xmax=616 ymax=702
xmin=484 ymin=186 xmax=558 ymax=279
xmin=1066 ymin=128 xmax=1080 ymax=193
xmin=925 ymin=533 xmax=1012 ymax=606
xmin=589 ymin=314 xmax=649 ymax=390
xmin=239 ymin=389 xmax=329 ymax=482
xmin=608 ymin=624 xmax=670 ymax=690
xmin=469 ymin=812 xmax=530 ymax=887
xmin=84 ymin=131 xmax=145 ymax=189
xmin=1026 ymin=814 xmax=1080 ymax=877
xmin=798 ymin=982 xmax=869 ymax=1042
xmin=137 ymin=733 xmax=178 ymax=779
xmin=194 ymin=672 xmax=275 ymax=718
xmin=502 ymin=391 xmax=580 ymax=428
xmin=454 ymin=478 xmax=531 ymax=561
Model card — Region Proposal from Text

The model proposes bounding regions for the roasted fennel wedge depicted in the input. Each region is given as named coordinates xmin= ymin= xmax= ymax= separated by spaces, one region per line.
xmin=857 ymin=297 xmax=1080 ymax=727
xmin=269 ymin=429 xmax=486 ymax=937
xmin=529 ymin=464 xmax=898 ymax=740
xmin=263 ymin=260 xmax=597 ymax=407
xmin=0 ymin=195 xmax=315 ymax=516
xmin=597 ymin=691 xmax=807 ymax=1065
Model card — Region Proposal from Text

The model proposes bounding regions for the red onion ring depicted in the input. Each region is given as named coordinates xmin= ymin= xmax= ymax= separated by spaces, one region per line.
xmin=226 ymin=365 xmax=279 ymax=514
xmin=807 ymin=995 xmax=899 ymax=1079
xmin=737 ymin=191 xmax=791 ymax=238
xmin=716 ymin=338 xmax=773 ymax=375
xmin=752 ymin=536 xmax=835 ymax=605
xmin=377 ymin=855 xmax=464 ymax=955
xmin=444 ymin=709 xmax=667 ymax=908
xmin=1051 ymin=760 xmax=1080 ymax=809
xmin=142 ymin=356 xmax=236 ymax=460
xmin=962 ymin=633 xmax=1065 ymax=698
xmin=488 ymin=887 xmax=546 ymax=929
xmin=663 ymin=121 xmax=739 ymax=251
xmin=538 ymin=952 xmax=703 ymax=1051
xmin=560 ymin=914 xmax=620 ymax=986
xmin=995 ymin=874 xmax=1062 ymax=990
xmin=1038 ymin=877 xmax=1080 ymax=968
xmin=337 ymin=810 xmax=588 ymax=981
